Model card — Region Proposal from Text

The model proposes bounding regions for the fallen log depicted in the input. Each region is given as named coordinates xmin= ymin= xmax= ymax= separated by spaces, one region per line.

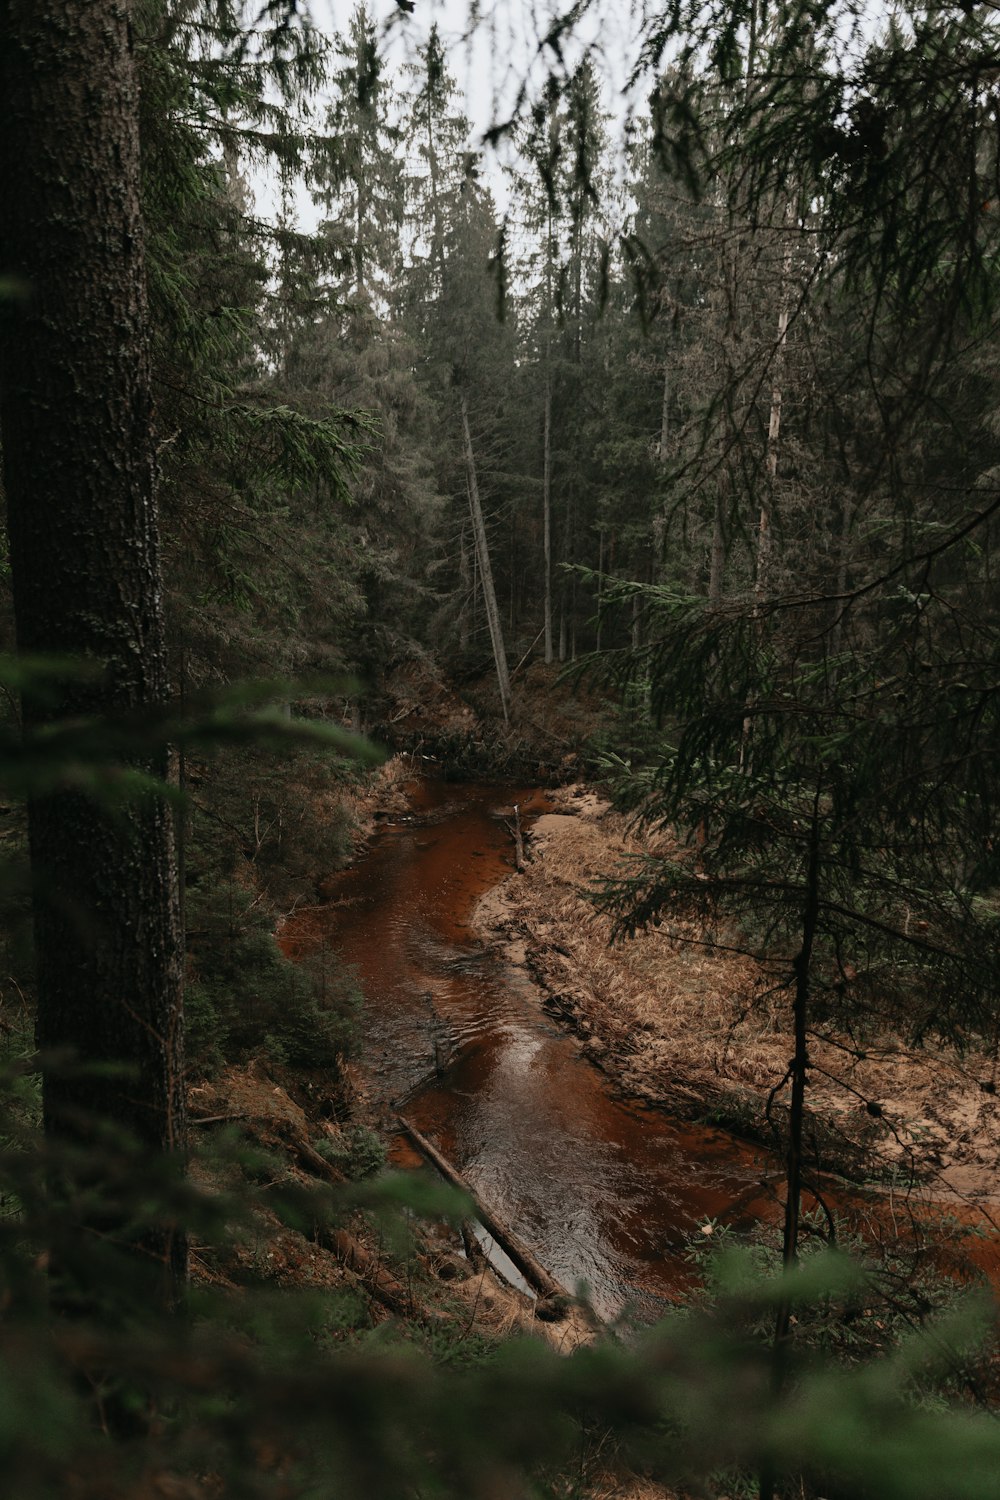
xmin=461 ymin=1220 xmax=489 ymax=1273
xmin=397 ymin=1114 xmax=569 ymax=1302
xmin=315 ymin=1226 xmax=417 ymax=1319
xmin=288 ymin=1133 xmax=348 ymax=1188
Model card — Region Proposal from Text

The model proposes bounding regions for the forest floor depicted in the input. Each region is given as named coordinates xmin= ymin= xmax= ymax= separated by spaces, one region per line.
xmin=187 ymin=1056 xmax=569 ymax=1339
xmin=183 ymin=748 xmax=1000 ymax=1500
xmin=373 ymin=651 xmax=609 ymax=779
xmin=474 ymin=785 xmax=1000 ymax=1264
xmin=185 ymin=1020 xmax=633 ymax=1493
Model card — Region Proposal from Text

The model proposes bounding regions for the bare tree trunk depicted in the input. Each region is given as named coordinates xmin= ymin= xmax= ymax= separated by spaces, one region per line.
xmin=571 ymin=573 xmax=578 ymax=662
xmin=829 ymin=490 xmax=854 ymax=661
xmin=756 ymin=243 xmax=792 ymax=603
xmin=459 ymin=520 xmax=471 ymax=653
xmin=709 ymin=489 xmax=726 ymax=602
xmin=461 ymin=394 xmax=512 ymax=723
xmin=745 ymin=228 xmax=792 ymax=774
xmin=0 ymin=0 xmax=185 ymax=1312
xmin=659 ymin=360 xmax=670 ymax=459
xmin=759 ymin=793 xmax=821 ymax=1500
xmin=543 ymin=372 xmax=554 ymax=664
xmin=652 ymin=361 xmax=670 ymax=582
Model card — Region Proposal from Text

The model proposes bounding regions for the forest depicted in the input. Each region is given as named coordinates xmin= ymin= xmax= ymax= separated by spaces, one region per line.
xmin=3 ymin=0 xmax=1000 ymax=1497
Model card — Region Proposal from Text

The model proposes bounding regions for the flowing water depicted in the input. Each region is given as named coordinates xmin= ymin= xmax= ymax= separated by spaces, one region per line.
xmin=282 ymin=777 xmax=781 ymax=1322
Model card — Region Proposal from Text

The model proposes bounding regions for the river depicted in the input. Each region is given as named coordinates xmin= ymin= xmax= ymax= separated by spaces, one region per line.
xmin=282 ymin=777 xmax=780 ymax=1323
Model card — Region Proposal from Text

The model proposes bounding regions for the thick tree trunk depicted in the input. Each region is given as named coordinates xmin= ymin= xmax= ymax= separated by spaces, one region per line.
xmin=0 ymin=0 xmax=186 ymax=1307
xmin=460 ymin=393 xmax=512 ymax=723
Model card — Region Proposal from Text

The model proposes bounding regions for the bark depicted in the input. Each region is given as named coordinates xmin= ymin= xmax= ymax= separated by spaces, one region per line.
xmin=0 ymin=0 xmax=185 ymax=1307
xmin=778 ymin=797 xmax=821 ymax=1286
xmin=460 ymin=393 xmax=512 ymax=723
xmin=542 ymin=201 xmax=555 ymax=666
xmin=557 ymin=489 xmax=574 ymax=664
xmin=505 ymin=803 xmax=526 ymax=873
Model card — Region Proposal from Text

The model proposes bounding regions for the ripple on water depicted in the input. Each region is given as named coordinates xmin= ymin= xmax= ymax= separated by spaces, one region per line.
xmin=282 ymin=778 xmax=772 ymax=1323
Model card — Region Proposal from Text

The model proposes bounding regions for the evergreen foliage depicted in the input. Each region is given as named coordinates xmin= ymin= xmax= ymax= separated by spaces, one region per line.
xmin=5 ymin=1 xmax=1000 ymax=1496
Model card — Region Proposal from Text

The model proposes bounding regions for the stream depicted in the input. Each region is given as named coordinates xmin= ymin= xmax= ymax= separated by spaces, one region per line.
xmin=282 ymin=778 xmax=780 ymax=1323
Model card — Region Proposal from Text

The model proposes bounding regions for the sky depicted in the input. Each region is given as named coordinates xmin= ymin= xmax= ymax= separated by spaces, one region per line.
xmin=250 ymin=0 xmax=892 ymax=236
xmin=252 ymin=0 xmax=637 ymax=231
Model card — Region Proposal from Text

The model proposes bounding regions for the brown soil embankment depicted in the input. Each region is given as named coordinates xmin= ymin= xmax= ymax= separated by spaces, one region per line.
xmin=474 ymin=785 xmax=1000 ymax=1231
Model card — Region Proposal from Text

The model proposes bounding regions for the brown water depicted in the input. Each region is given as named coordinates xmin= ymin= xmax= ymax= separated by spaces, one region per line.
xmin=282 ymin=778 xmax=780 ymax=1322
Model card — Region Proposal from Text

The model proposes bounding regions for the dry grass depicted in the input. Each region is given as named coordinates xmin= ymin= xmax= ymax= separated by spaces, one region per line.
xmin=475 ymin=787 xmax=1000 ymax=1208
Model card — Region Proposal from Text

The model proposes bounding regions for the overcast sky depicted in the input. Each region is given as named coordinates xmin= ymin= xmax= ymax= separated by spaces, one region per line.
xmin=252 ymin=0 xmax=637 ymax=230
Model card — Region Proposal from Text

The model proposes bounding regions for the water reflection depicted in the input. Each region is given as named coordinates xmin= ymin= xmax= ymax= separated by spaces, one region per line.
xmin=283 ymin=778 xmax=776 ymax=1322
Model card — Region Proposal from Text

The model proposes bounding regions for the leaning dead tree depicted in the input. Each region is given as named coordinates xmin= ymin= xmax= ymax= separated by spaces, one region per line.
xmin=461 ymin=392 xmax=512 ymax=724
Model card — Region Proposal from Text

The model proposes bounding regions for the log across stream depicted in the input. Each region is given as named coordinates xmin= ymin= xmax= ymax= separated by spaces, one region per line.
xmin=281 ymin=777 xmax=781 ymax=1323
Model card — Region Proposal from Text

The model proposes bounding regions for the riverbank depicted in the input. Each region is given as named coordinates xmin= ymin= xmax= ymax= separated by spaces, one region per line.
xmin=196 ymin=763 xmax=997 ymax=1499
xmin=474 ymin=785 xmax=1000 ymax=1217
xmin=193 ymin=763 xmax=601 ymax=1361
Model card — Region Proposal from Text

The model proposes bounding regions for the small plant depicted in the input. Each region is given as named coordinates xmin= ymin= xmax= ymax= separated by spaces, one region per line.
xmin=682 ymin=1213 xmax=982 ymax=1377
xmin=314 ymin=1125 xmax=386 ymax=1181
xmin=183 ymin=869 xmax=360 ymax=1079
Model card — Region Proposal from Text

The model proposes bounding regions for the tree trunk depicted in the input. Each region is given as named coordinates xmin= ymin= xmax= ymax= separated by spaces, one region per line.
xmin=542 ymin=199 xmax=556 ymax=667
xmin=460 ymin=393 xmax=512 ymax=723
xmin=756 ymin=244 xmax=792 ymax=603
xmin=829 ymin=490 xmax=854 ymax=661
xmin=459 ymin=520 xmax=471 ymax=653
xmin=398 ymin=1115 xmax=569 ymax=1303
xmin=542 ymin=372 xmax=554 ymax=665
xmin=659 ymin=359 xmax=670 ymax=459
xmin=759 ymin=793 xmax=821 ymax=1500
xmin=0 ymin=0 xmax=186 ymax=1310
xmin=709 ymin=489 xmax=726 ymax=602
